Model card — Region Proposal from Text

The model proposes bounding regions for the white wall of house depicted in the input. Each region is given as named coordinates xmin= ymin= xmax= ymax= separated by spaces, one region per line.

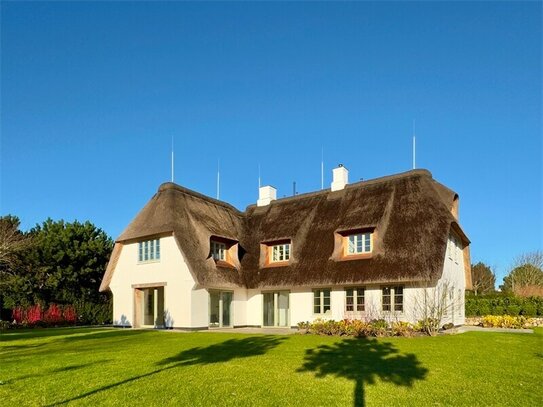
xmin=109 ymin=235 xmax=196 ymax=328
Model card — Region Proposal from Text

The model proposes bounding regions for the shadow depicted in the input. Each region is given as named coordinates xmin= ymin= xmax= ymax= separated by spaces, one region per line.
xmin=46 ymin=335 xmax=285 ymax=406
xmin=298 ymin=337 xmax=428 ymax=407
xmin=1 ymin=360 xmax=111 ymax=385
xmin=158 ymin=335 xmax=285 ymax=366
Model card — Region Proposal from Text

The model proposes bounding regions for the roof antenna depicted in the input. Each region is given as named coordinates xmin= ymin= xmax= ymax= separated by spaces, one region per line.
xmin=412 ymin=120 xmax=416 ymax=170
xmin=321 ymin=146 xmax=324 ymax=190
xmin=293 ymin=181 xmax=296 ymax=196
xmin=171 ymin=136 xmax=175 ymax=182
xmin=216 ymin=159 xmax=220 ymax=200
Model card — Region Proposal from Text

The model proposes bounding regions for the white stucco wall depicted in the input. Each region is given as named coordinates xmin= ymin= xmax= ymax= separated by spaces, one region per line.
xmin=109 ymin=235 xmax=197 ymax=328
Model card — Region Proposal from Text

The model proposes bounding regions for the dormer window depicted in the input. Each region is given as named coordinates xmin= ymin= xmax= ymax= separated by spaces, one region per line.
xmin=271 ymin=242 xmax=290 ymax=263
xmin=347 ymin=233 xmax=372 ymax=255
xmin=138 ymin=238 xmax=160 ymax=263
xmin=211 ymin=241 xmax=226 ymax=261
xmin=209 ymin=237 xmax=239 ymax=268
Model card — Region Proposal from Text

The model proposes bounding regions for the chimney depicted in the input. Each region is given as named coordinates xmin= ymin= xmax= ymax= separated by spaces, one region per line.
xmin=331 ymin=164 xmax=349 ymax=191
xmin=257 ymin=185 xmax=277 ymax=206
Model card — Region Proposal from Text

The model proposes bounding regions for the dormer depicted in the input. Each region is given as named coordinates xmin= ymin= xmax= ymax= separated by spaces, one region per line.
xmin=333 ymin=228 xmax=376 ymax=261
xmin=209 ymin=236 xmax=239 ymax=268
xmin=260 ymin=239 xmax=292 ymax=267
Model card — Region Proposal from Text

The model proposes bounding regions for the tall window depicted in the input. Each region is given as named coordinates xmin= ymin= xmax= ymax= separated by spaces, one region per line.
xmin=211 ymin=241 xmax=226 ymax=261
xmin=138 ymin=239 xmax=160 ymax=262
xmin=313 ymin=289 xmax=331 ymax=314
xmin=347 ymin=232 xmax=372 ymax=255
xmin=345 ymin=288 xmax=365 ymax=312
xmin=271 ymin=243 xmax=290 ymax=262
xmin=382 ymin=286 xmax=403 ymax=312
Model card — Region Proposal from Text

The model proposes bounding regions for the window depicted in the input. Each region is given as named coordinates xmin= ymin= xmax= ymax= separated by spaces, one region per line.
xmin=313 ymin=289 xmax=331 ymax=314
xmin=138 ymin=239 xmax=161 ymax=262
xmin=345 ymin=287 xmax=365 ymax=312
xmin=347 ymin=232 xmax=372 ymax=255
xmin=271 ymin=243 xmax=290 ymax=263
xmin=382 ymin=286 xmax=403 ymax=312
xmin=211 ymin=241 xmax=226 ymax=261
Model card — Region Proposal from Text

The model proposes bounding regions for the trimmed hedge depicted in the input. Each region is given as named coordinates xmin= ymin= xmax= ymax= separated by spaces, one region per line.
xmin=465 ymin=294 xmax=543 ymax=317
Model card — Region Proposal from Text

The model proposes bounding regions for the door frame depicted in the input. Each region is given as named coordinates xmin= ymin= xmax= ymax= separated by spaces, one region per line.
xmin=208 ymin=290 xmax=234 ymax=328
xmin=133 ymin=286 xmax=165 ymax=328
xmin=262 ymin=291 xmax=290 ymax=327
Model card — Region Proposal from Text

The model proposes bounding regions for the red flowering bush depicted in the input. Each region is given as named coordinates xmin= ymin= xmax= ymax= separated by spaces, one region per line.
xmin=44 ymin=304 xmax=63 ymax=324
xmin=26 ymin=304 xmax=43 ymax=325
xmin=63 ymin=305 xmax=77 ymax=324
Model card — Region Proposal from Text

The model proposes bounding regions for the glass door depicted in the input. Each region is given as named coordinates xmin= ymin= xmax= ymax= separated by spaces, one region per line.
xmin=263 ymin=291 xmax=289 ymax=327
xmin=142 ymin=287 xmax=164 ymax=327
xmin=209 ymin=291 xmax=233 ymax=328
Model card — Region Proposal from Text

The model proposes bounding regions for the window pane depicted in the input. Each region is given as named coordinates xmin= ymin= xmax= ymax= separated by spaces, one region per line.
xmin=394 ymin=286 xmax=403 ymax=312
xmin=356 ymin=288 xmax=365 ymax=311
xmin=156 ymin=239 xmax=160 ymax=259
xmin=382 ymin=287 xmax=391 ymax=311
xmin=348 ymin=236 xmax=355 ymax=254
xmin=285 ymin=244 xmax=290 ymax=260
xmin=138 ymin=242 xmax=143 ymax=262
xmin=346 ymin=289 xmax=354 ymax=311
xmin=364 ymin=234 xmax=371 ymax=252
xmin=150 ymin=240 xmax=155 ymax=260
xmin=144 ymin=241 xmax=149 ymax=261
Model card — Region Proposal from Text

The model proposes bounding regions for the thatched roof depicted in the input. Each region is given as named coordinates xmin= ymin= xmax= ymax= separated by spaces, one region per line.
xmin=100 ymin=169 xmax=470 ymax=292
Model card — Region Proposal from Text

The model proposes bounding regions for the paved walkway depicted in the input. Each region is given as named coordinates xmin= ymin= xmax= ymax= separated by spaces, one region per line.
xmin=446 ymin=325 xmax=533 ymax=334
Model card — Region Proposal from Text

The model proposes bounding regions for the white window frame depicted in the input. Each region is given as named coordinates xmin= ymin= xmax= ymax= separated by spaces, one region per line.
xmin=211 ymin=241 xmax=227 ymax=261
xmin=313 ymin=289 xmax=331 ymax=314
xmin=345 ymin=287 xmax=365 ymax=312
xmin=346 ymin=232 xmax=372 ymax=255
xmin=138 ymin=239 xmax=161 ymax=263
xmin=381 ymin=285 xmax=404 ymax=312
xmin=270 ymin=243 xmax=290 ymax=263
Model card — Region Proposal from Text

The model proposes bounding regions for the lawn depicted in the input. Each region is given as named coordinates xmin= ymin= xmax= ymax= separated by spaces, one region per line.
xmin=0 ymin=328 xmax=541 ymax=406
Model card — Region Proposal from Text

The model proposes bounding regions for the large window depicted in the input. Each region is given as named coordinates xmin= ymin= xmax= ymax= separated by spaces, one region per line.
xmin=382 ymin=286 xmax=403 ymax=312
xmin=211 ymin=241 xmax=226 ymax=261
xmin=271 ymin=243 xmax=290 ymax=263
xmin=313 ymin=289 xmax=331 ymax=314
xmin=347 ymin=232 xmax=372 ymax=255
xmin=138 ymin=239 xmax=160 ymax=262
xmin=345 ymin=287 xmax=365 ymax=312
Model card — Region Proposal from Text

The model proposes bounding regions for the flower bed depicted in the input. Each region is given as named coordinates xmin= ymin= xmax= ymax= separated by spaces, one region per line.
xmin=297 ymin=318 xmax=431 ymax=337
xmin=465 ymin=316 xmax=543 ymax=329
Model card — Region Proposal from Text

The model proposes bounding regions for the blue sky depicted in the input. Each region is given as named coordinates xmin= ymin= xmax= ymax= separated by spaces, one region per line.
xmin=1 ymin=2 xmax=541 ymax=283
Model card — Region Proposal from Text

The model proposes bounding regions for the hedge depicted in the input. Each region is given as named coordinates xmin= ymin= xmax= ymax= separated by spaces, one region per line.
xmin=465 ymin=294 xmax=543 ymax=317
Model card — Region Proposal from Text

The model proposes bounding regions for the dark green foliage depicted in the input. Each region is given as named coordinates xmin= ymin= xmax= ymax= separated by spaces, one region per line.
xmin=470 ymin=262 xmax=496 ymax=295
xmin=465 ymin=294 xmax=543 ymax=317
xmin=1 ymin=217 xmax=113 ymax=324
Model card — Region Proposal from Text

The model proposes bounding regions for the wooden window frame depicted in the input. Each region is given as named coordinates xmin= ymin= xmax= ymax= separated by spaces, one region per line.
xmin=313 ymin=288 xmax=331 ymax=315
xmin=138 ymin=238 xmax=161 ymax=264
xmin=381 ymin=285 xmax=404 ymax=313
xmin=345 ymin=287 xmax=365 ymax=312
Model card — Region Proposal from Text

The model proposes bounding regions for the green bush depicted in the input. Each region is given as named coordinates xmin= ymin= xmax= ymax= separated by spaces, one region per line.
xmin=297 ymin=319 xmax=422 ymax=337
xmin=465 ymin=295 xmax=542 ymax=317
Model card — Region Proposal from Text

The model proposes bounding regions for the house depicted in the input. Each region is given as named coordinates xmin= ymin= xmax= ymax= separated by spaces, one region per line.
xmin=99 ymin=166 xmax=471 ymax=329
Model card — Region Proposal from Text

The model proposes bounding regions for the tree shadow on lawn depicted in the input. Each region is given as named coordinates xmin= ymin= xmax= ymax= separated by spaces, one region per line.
xmin=45 ymin=335 xmax=285 ymax=406
xmin=0 ymin=360 xmax=112 ymax=385
xmin=298 ymin=337 xmax=428 ymax=407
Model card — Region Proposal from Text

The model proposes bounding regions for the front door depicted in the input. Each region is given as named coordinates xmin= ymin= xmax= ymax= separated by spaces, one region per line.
xmin=263 ymin=291 xmax=289 ymax=327
xmin=140 ymin=287 xmax=164 ymax=327
xmin=209 ymin=291 xmax=233 ymax=328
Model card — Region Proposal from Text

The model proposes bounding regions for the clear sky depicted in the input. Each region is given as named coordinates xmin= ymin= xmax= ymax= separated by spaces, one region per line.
xmin=1 ymin=1 xmax=541 ymax=284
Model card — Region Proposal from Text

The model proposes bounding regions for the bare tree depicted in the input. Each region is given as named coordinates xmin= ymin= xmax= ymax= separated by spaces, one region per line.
xmin=413 ymin=279 xmax=463 ymax=336
xmin=0 ymin=216 xmax=31 ymax=272
xmin=501 ymin=251 xmax=543 ymax=295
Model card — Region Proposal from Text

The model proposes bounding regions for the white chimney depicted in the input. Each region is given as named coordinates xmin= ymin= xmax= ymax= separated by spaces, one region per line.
xmin=257 ymin=185 xmax=277 ymax=206
xmin=331 ymin=164 xmax=349 ymax=191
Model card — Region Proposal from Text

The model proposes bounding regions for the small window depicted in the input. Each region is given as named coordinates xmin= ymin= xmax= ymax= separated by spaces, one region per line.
xmin=270 ymin=243 xmax=290 ymax=263
xmin=382 ymin=286 xmax=403 ymax=312
xmin=313 ymin=289 xmax=331 ymax=314
xmin=346 ymin=232 xmax=372 ymax=255
xmin=211 ymin=241 xmax=226 ymax=261
xmin=138 ymin=239 xmax=161 ymax=263
xmin=345 ymin=287 xmax=365 ymax=312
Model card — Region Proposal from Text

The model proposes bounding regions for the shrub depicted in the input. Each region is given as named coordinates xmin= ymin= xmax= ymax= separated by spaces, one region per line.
xmin=465 ymin=294 xmax=542 ymax=317
xmin=63 ymin=306 xmax=77 ymax=324
xmin=26 ymin=304 xmax=43 ymax=325
xmin=482 ymin=315 xmax=527 ymax=329
xmin=44 ymin=304 xmax=63 ymax=325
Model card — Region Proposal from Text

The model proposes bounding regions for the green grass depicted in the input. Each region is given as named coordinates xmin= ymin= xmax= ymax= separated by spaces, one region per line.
xmin=1 ymin=328 xmax=542 ymax=406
